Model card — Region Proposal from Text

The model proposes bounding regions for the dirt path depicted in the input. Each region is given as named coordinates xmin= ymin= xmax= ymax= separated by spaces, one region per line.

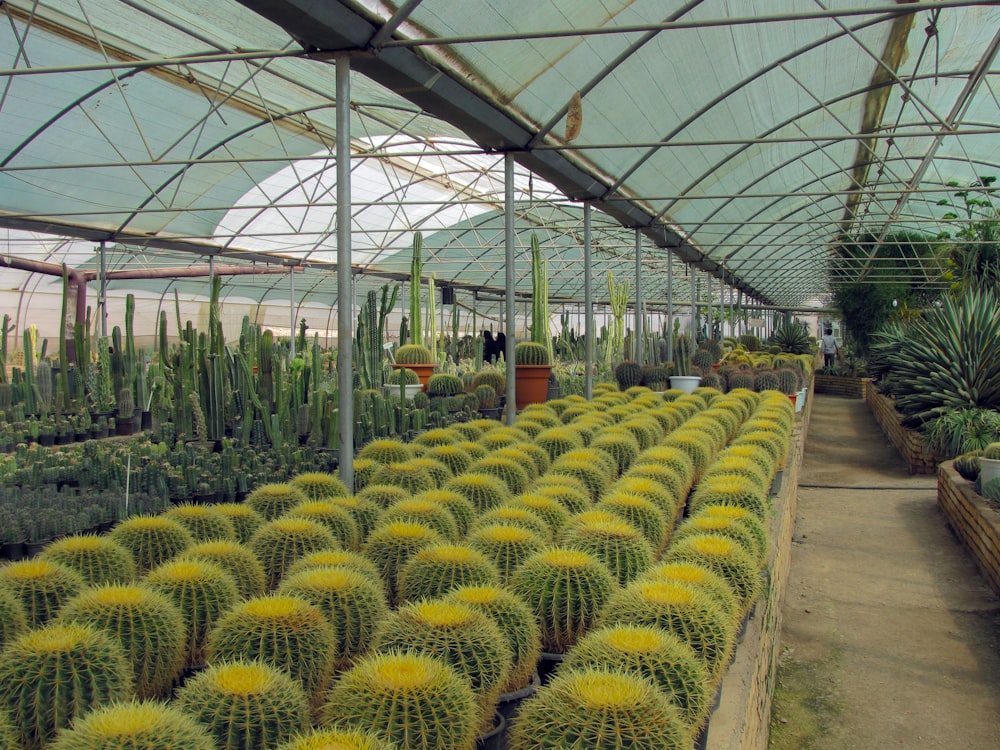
xmin=770 ymin=395 xmax=1000 ymax=749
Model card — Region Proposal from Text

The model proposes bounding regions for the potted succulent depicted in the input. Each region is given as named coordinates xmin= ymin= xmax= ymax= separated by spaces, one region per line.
xmin=514 ymin=234 xmax=553 ymax=410
xmin=669 ymin=333 xmax=701 ymax=394
xmin=384 ymin=367 xmax=422 ymax=400
xmin=980 ymin=442 xmax=1000 ymax=488
xmin=392 ymin=233 xmax=437 ymax=388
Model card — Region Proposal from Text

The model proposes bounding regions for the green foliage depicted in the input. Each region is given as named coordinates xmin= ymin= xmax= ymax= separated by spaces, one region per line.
xmin=396 ymin=544 xmax=500 ymax=603
xmin=0 ymin=558 xmax=84 ymax=627
xmin=163 ymin=503 xmax=237 ymax=543
xmin=289 ymin=471 xmax=350 ymax=500
xmin=322 ymin=651 xmax=478 ymax=750
xmin=47 ymin=700 xmax=216 ymax=750
xmin=245 ymin=483 xmax=309 ymax=521
xmin=40 ymin=534 xmax=137 ymax=586
xmin=923 ymin=408 xmax=1000 ymax=459
xmin=176 ymin=660 xmax=309 ymax=750
xmin=248 ymin=517 xmax=341 ymax=589
xmin=180 ymin=540 xmax=268 ymax=600
xmin=936 ymin=177 xmax=1000 ymax=296
xmin=514 ymin=340 xmax=550 ymax=365
xmin=508 ymin=668 xmax=691 ymax=750
xmin=0 ymin=622 xmax=132 ymax=749
xmin=870 ymin=288 xmax=1000 ymax=426
xmin=767 ymin=323 xmax=812 ymax=355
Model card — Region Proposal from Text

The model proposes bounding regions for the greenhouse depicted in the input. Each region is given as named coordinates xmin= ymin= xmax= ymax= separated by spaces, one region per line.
xmin=0 ymin=1 xmax=998 ymax=749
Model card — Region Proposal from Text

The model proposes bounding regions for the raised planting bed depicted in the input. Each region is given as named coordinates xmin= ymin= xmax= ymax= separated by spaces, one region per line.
xmin=937 ymin=461 xmax=1000 ymax=599
xmin=813 ymin=374 xmax=866 ymax=398
xmin=864 ymin=380 xmax=943 ymax=475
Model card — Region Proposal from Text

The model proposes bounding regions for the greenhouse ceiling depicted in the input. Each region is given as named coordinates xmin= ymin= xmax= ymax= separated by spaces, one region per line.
xmin=1 ymin=0 xmax=998 ymax=312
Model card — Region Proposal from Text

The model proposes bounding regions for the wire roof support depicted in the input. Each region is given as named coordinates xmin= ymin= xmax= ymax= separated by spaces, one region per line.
xmin=584 ymin=202 xmax=594 ymax=400
xmin=635 ymin=228 xmax=644 ymax=364
xmin=504 ymin=153 xmax=516 ymax=426
xmin=335 ymin=54 xmax=354 ymax=492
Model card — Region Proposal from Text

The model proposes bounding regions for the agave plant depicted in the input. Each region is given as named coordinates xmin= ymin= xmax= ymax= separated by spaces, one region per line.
xmin=767 ymin=323 xmax=812 ymax=355
xmin=870 ymin=288 xmax=1000 ymax=427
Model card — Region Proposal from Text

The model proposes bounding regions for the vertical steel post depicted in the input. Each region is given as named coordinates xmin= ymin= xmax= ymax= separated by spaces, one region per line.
xmin=666 ymin=252 xmax=674 ymax=361
xmin=289 ymin=265 xmax=295 ymax=359
xmin=689 ymin=267 xmax=697 ymax=338
xmin=504 ymin=153 xmax=516 ymax=424
xmin=584 ymin=203 xmax=593 ymax=400
xmin=335 ymin=55 xmax=354 ymax=491
xmin=99 ymin=240 xmax=108 ymax=337
xmin=706 ymin=272 xmax=713 ymax=340
xmin=634 ymin=228 xmax=643 ymax=364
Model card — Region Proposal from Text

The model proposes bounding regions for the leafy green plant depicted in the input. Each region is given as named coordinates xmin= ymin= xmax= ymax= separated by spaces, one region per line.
xmin=923 ymin=407 xmax=1000 ymax=458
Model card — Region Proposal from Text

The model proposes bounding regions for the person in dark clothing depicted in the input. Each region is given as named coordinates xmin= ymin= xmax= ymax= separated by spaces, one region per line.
xmin=494 ymin=332 xmax=506 ymax=362
xmin=482 ymin=330 xmax=497 ymax=362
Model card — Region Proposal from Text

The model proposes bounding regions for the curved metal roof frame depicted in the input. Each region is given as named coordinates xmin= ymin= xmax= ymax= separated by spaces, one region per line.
xmin=1 ymin=0 xmax=998 ymax=316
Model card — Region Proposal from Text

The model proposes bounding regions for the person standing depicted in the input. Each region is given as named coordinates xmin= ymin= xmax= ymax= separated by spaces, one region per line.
xmin=821 ymin=327 xmax=839 ymax=368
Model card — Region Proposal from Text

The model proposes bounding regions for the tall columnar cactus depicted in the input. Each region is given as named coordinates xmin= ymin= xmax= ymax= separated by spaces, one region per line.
xmin=409 ymin=232 xmax=424 ymax=347
xmin=529 ymin=234 xmax=552 ymax=360
xmin=175 ymin=660 xmax=310 ymax=750
xmin=46 ymin=700 xmax=216 ymax=750
xmin=21 ymin=328 xmax=37 ymax=413
xmin=0 ymin=313 xmax=12 ymax=384
xmin=57 ymin=583 xmax=186 ymax=699
xmin=607 ymin=272 xmax=629 ymax=365
xmin=322 ymin=651 xmax=479 ymax=750
xmin=0 ymin=622 xmax=132 ymax=750
xmin=675 ymin=333 xmax=694 ymax=376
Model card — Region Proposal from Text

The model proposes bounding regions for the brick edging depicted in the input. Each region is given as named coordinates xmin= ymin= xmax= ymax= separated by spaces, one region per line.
xmin=813 ymin=375 xmax=864 ymax=398
xmin=937 ymin=462 xmax=1000 ymax=598
xmin=864 ymin=381 xmax=941 ymax=474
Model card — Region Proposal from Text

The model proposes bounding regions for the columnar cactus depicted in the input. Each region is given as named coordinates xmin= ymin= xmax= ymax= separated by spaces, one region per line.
xmin=57 ymin=583 xmax=186 ymax=698
xmin=0 ymin=622 xmax=132 ymax=749
xmin=207 ymin=594 xmax=337 ymax=702
xmin=322 ymin=651 xmax=478 ymax=750
xmin=179 ymin=540 xmax=268 ymax=600
xmin=0 ymin=558 xmax=84 ymax=627
xmin=47 ymin=700 xmax=216 ymax=750
xmin=510 ymin=547 xmax=617 ymax=653
xmin=249 ymin=517 xmax=341 ymax=589
xmin=508 ymin=667 xmax=691 ymax=750
xmin=40 ymin=534 xmax=137 ymax=586
xmin=109 ymin=515 xmax=195 ymax=574
xmin=175 ymin=660 xmax=310 ymax=750
xmin=279 ymin=566 xmax=389 ymax=668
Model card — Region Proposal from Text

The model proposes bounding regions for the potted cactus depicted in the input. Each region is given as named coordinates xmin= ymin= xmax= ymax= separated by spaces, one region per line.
xmin=979 ymin=442 xmax=1000 ymax=488
xmin=392 ymin=233 xmax=437 ymax=389
xmin=669 ymin=333 xmax=701 ymax=394
xmin=514 ymin=236 xmax=553 ymax=410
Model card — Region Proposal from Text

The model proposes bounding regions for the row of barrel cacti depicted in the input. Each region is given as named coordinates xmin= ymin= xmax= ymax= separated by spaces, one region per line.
xmin=0 ymin=383 xmax=793 ymax=749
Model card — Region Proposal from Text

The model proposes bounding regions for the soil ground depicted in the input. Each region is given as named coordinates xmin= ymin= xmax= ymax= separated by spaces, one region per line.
xmin=769 ymin=395 xmax=1000 ymax=750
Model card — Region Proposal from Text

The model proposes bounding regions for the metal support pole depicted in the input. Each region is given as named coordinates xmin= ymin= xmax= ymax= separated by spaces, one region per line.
xmin=737 ymin=289 xmax=744 ymax=336
xmin=584 ymin=203 xmax=593 ymax=400
xmin=335 ymin=55 xmax=354 ymax=491
xmin=504 ymin=153 xmax=516 ymax=424
xmin=689 ymin=268 xmax=697 ymax=338
xmin=99 ymin=241 xmax=108 ymax=337
xmin=634 ymin=228 xmax=643 ymax=364
xmin=289 ymin=266 xmax=295 ymax=359
xmin=666 ymin=253 xmax=674 ymax=362
xmin=706 ymin=273 xmax=713 ymax=340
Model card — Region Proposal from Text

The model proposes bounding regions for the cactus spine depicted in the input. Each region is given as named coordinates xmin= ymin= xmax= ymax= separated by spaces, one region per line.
xmin=47 ymin=700 xmax=216 ymax=750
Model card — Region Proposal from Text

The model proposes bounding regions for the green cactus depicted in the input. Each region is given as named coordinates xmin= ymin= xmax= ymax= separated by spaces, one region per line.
xmin=983 ymin=477 xmax=1000 ymax=501
xmin=245 ymin=483 xmax=308 ymax=521
xmin=954 ymin=451 xmax=982 ymax=480
xmin=559 ymin=518 xmax=653 ymax=586
xmin=212 ymin=503 xmax=265 ymax=544
xmin=40 ymin=534 xmax=137 ymax=586
xmin=386 ymin=366 xmax=420 ymax=385
xmin=109 ymin=515 xmax=195 ymax=575
xmin=355 ymin=483 xmax=409 ymax=510
xmin=0 ymin=622 xmax=132 ymax=749
xmin=703 ymin=454 xmax=771 ymax=493
xmin=0 ymin=587 xmax=27 ymax=652
xmin=642 ymin=560 xmax=741 ymax=622
xmin=674 ymin=514 xmax=765 ymax=568
xmin=426 ymin=372 xmax=463 ymax=395
xmin=175 ymin=660 xmax=310 ymax=750
xmin=983 ymin=442 xmax=1000 ymax=460
xmin=145 ymin=558 xmax=238 ymax=667
xmin=675 ymin=333 xmax=694 ymax=376
xmin=47 ymin=700 xmax=216 ymax=750
xmin=163 ymin=503 xmax=237 ymax=543
xmin=57 ymin=583 xmax=186 ymax=699
xmin=614 ymin=360 xmax=643 ymax=390
xmin=467 ymin=455 xmax=530 ymax=495
xmin=396 ymin=543 xmax=500 ymax=604
xmin=0 ymin=558 xmax=84 ymax=627
xmin=510 ymin=547 xmax=617 ymax=653
xmin=471 ymin=369 xmax=506 ymax=397
xmin=474 ymin=505 xmax=551 ymax=541
xmin=273 ymin=726 xmax=397 ymax=750
xmin=378 ymin=497 xmax=460 ymax=542
xmin=371 ymin=599 xmax=512 ymax=728
xmin=663 ymin=534 xmax=763 ymax=615
xmin=370 ymin=461 xmax=436 ymax=494
xmin=412 ymin=489 xmax=476 ymax=537
xmin=394 ymin=343 xmax=434 ymax=365
xmin=508 ymin=494 xmax=571 ymax=537
xmin=474 ymin=383 xmax=497 ymax=409
xmin=286 ymin=548 xmax=381 ymax=581
xmin=514 ymin=340 xmax=550 ymax=365
xmin=249 ymin=517 xmax=341 ymax=589
xmin=596 ymin=493 xmax=669 ymax=553
xmin=591 ymin=429 xmax=642 ymax=477
xmin=322 ymin=650 xmax=479 ymax=750
xmin=207 ymin=593 xmax=337 ymax=701
xmin=466 ymin=524 xmax=546 ymax=585
xmin=406 ymin=456 xmax=454 ymax=488
xmin=532 ymin=480 xmax=592 ymax=513
xmin=561 ymin=623 xmax=713 ymax=731
xmin=285 ymin=500 xmax=360 ymax=550
xmin=178 ymin=540 xmax=267 ymax=600
xmin=279 ymin=566 xmax=389 ymax=668
xmin=688 ymin=473 xmax=770 ymax=520
xmin=548 ymin=458 xmax=609 ymax=502
xmin=508 ymin=667 xmax=690 ymax=750
xmin=441 ymin=472 xmax=509 ymax=514
xmin=359 ymin=438 xmax=415 ymax=464
xmin=363 ymin=521 xmax=442 ymax=605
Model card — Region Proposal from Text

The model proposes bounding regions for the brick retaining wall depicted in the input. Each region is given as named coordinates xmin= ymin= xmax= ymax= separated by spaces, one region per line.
xmin=813 ymin=375 xmax=865 ymax=398
xmin=864 ymin=380 xmax=941 ymax=474
xmin=937 ymin=461 xmax=1000 ymax=598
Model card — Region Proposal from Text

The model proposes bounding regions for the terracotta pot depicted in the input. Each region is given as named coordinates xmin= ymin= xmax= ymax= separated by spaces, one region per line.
xmin=514 ymin=365 xmax=552 ymax=410
xmin=391 ymin=362 xmax=437 ymax=391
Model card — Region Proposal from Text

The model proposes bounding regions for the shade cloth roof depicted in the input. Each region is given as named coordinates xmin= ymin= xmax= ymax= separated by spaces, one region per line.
xmin=1 ymin=0 xmax=998 ymax=320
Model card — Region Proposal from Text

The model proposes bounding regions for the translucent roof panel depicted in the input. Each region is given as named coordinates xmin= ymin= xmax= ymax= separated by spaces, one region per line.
xmin=0 ymin=0 xmax=997 ymax=312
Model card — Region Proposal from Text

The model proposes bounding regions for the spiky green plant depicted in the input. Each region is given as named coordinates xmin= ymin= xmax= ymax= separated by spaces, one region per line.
xmin=547 ymin=460 xmax=608 ymax=503
xmin=663 ymin=534 xmax=762 ymax=614
xmin=370 ymin=461 xmax=436 ymax=494
xmin=680 ymin=509 xmax=768 ymax=566
xmin=40 ymin=534 xmax=137 ymax=586
xmin=289 ymin=471 xmax=350 ymax=500
xmin=58 ymin=583 xmax=186 ymax=699
xmin=424 ymin=444 xmax=474 ymax=476
xmin=479 ymin=426 xmax=531 ymax=450
xmin=248 ymin=517 xmax=340 ymax=589
xmin=466 ymin=524 xmax=546 ymax=585
xmin=561 ymin=624 xmax=712 ymax=731
xmin=474 ymin=505 xmax=551 ymax=541
xmin=285 ymin=500 xmax=360 ymax=550
xmin=642 ymin=561 xmax=741 ymax=622
xmin=371 ymin=600 xmax=512 ymax=728
xmin=177 ymin=541 xmax=266 ymax=600
xmin=163 ymin=503 xmax=237 ymax=543
xmin=280 ymin=566 xmax=389 ymax=668
xmin=245 ymin=483 xmax=309 ymax=521
xmin=532 ymin=479 xmax=592 ymax=513
xmin=352 ymin=458 xmax=380 ymax=491
xmin=730 ymin=429 xmax=786 ymax=466
xmin=409 ymin=489 xmax=475 ymax=538
xmin=176 ymin=660 xmax=309 ymax=750
xmin=0 ymin=710 xmax=16 ymax=750
xmin=688 ymin=474 xmax=770 ymax=520
xmin=609 ymin=475 xmax=680 ymax=520
xmin=596 ymin=493 xmax=668 ymax=553
xmin=0 ymin=559 xmax=84 ymax=627
xmin=145 ymin=558 xmax=238 ymax=666
xmin=508 ymin=667 xmax=690 ymax=749
xmin=207 ymin=593 xmax=336 ymax=702
xmin=559 ymin=519 xmax=653 ymax=586
xmin=509 ymin=494 xmax=571 ymax=536
xmin=396 ymin=544 xmax=500 ymax=604
xmin=0 ymin=622 xmax=132 ymax=749
xmin=358 ymin=439 xmax=415 ymax=465
xmin=0 ymin=587 xmax=27 ymax=652
xmin=363 ymin=521 xmax=442 ymax=605
xmin=466 ymin=455 xmax=530 ymax=495
xmin=954 ymin=451 xmax=982 ymax=480
xmin=286 ymin=548 xmax=381 ymax=581
xmin=275 ymin=726 xmax=397 ymax=750
xmin=703 ymin=454 xmax=770 ymax=493
xmin=109 ymin=515 xmax=194 ymax=575
xmin=322 ymin=650 xmax=478 ymax=750
xmin=379 ymin=498 xmax=460 ymax=541
xmin=590 ymin=429 xmax=642 ymax=477
xmin=443 ymin=472 xmax=511 ymax=514
xmin=600 ymin=579 xmax=736 ymax=681
xmin=47 ymin=700 xmax=216 ymax=750
xmin=213 ymin=503 xmax=265 ymax=544
xmin=356 ymin=483 xmax=411 ymax=510
xmin=510 ymin=547 xmax=617 ymax=653
xmin=405 ymin=456 xmax=454 ymax=488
